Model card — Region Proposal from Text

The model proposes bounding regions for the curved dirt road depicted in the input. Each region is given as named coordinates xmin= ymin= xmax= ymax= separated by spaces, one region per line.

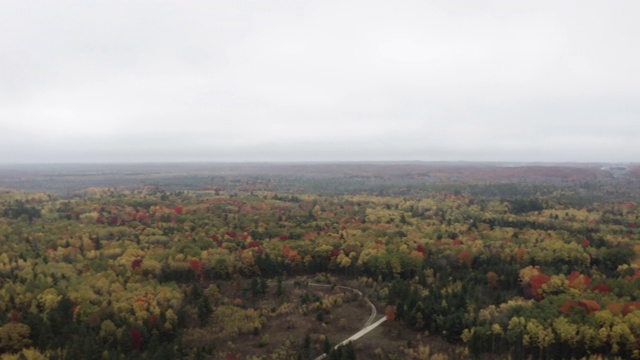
xmin=308 ymin=283 xmax=387 ymax=360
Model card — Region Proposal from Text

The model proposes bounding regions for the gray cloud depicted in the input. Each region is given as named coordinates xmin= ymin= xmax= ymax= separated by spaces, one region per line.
xmin=1 ymin=0 xmax=639 ymax=163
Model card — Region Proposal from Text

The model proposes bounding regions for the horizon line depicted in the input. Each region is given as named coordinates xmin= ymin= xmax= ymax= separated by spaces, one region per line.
xmin=0 ymin=160 xmax=636 ymax=166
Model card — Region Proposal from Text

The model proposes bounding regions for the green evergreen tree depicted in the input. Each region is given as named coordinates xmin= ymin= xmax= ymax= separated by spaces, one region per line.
xmin=259 ymin=277 xmax=269 ymax=296
xmin=341 ymin=341 xmax=356 ymax=360
xmin=323 ymin=336 xmax=331 ymax=354
xmin=250 ymin=277 xmax=260 ymax=298
xmin=302 ymin=333 xmax=311 ymax=359
xmin=276 ymin=276 xmax=285 ymax=297
xmin=198 ymin=297 xmax=213 ymax=326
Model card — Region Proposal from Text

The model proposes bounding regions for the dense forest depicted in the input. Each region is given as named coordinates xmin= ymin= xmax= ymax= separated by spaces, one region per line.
xmin=1 ymin=163 xmax=640 ymax=359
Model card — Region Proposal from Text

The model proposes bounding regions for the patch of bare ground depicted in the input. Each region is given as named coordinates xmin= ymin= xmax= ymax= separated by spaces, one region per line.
xmin=182 ymin=276 xmax=373 ymax=359
xmin=182 ymin=275 xmax=468 ymax=359
xmin=353 ymin=321 xmax=468 ymax=359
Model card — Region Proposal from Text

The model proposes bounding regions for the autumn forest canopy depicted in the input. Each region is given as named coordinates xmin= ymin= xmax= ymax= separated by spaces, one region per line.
xmin=1 ymin=162 xmax=640 ymax=359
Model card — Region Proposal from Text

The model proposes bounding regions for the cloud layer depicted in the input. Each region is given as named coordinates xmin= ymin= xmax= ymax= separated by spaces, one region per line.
xmin=1 ymin=1 xmax=639 ymax=163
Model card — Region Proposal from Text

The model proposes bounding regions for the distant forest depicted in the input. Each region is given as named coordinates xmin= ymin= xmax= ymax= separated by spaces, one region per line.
xmin=1 ymin=162 xmax=639 ymax=199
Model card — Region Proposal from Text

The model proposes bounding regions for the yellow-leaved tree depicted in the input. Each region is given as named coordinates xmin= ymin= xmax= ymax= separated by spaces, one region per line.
xmin=0 ymin=322 xmax=32 ymax=353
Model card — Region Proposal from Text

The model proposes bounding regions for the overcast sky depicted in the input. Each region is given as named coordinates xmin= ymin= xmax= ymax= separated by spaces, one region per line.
xmin=1 ymin=1 xmax=639 ymax=163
